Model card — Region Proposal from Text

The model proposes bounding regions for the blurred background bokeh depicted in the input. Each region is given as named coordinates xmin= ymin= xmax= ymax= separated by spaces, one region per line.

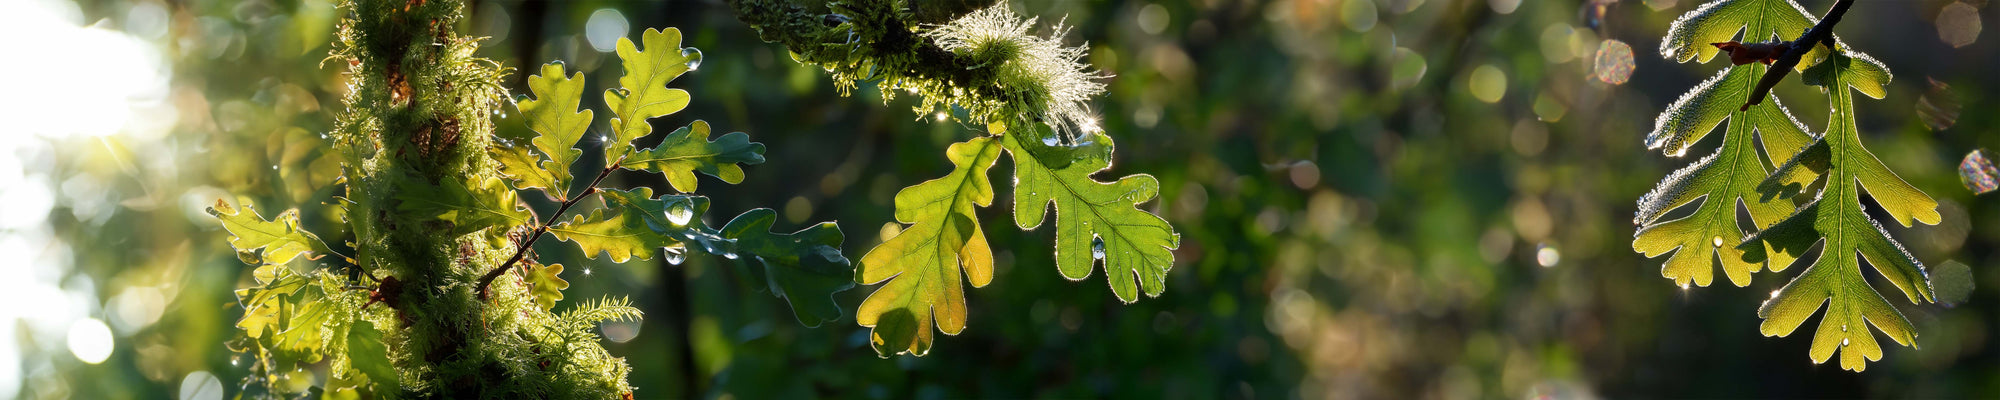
xmin=5 ymin=0 xmax=2000 ymax=398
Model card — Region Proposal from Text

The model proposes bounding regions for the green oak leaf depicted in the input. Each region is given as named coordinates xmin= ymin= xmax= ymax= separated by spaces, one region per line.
xmin=520 ymin=62 xmax=594 ymax=200
xmin=1635 ymin=0 xmax=1819 ymax=288
xmin=549 ymin=188 xmax=708 ymax=263
xmin=719 ymin=208 xmax=855 ymax=328
xmin=855 ymin=137 xmax=1001 ymax=357
xmin=395 ymin=176 xmax=532 ymax=236
xmin=207 ymin=200 xmax=336 ymax=266
xmin=1739 ymin=51 xmax=1938 ymax=372
xmin=490 ymin=142 xmax=559 ymax=198
xmin=345 ymin=320 xmax=399 ymax=388
xmin=998 ymin=123 xmax=1179 ymax=302
xmin=603 ymin=27 xmax=696 ymax=165
xmin=234 ymin=266 xmax=313 ymax=340
xmin=619 ymin=120 xmax=766 ymax=193
xmin=235 ymin=269 xmax=353 ymax=364
xmin=524 ymin=261 xmax=570 ymax=311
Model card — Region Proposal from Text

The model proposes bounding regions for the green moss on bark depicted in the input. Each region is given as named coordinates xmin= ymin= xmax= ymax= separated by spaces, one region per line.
xmin=328 ymin=0 xmax=634 ymax=397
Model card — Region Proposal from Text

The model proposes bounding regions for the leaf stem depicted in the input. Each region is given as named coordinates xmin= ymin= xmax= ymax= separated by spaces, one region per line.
xmin=1740 ymin=0 xmax=1853 ymax=111
xmin=478 ymin=155 xmax=627 ymax=299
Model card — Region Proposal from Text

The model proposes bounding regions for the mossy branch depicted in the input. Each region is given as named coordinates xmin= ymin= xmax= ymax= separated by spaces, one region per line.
xmin=724 ymin=0 xmax=1099 ymax=134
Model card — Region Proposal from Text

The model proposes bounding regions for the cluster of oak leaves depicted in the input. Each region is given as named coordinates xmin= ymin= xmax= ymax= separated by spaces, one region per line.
xmin=210 ymin=14 xmax=1183 ymax=397
xmin=1635 ymin=0 xmax=1944 ymax=372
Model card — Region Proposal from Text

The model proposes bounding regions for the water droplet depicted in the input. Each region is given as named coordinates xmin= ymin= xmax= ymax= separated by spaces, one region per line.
xmin=663 ymin=246 xmax=686 ymax=266
xmin=665 ymin=200 xmax=694 ymax=226
xmin=584 ymin=267 xmax=593 ymax=276
xmin=1090 ymin=237 xmax=1106 ymax=260
xmin=1712 ymin=236 xmax=1724 ymax=248
xmin=722 ymin=252 xmax=739 ymax=260
xmin=229 ymin=355 xmax=240 ymax=366
xmin=271 ymin=165 xmax=279 ymax=170
xmin=1770 ymin=289 xmax=1781 ymax=299
xmin=1535 ymin=243 xmax=1560 ymax=267
xmin=1841 ymin=338 xmax=1849 ymax=346
xmin=1043 ymin=135 xmax=1061 ymax=146
xmin=1959 ymin=148 xmax=1998 ymax=194
xmin=682 ymin=47 xmax=703 ymax=71
xmin=513 ymin=94 xmax=530 ymax=104
xmin=1593 ymin=39 xmax=1635 ymax=85
xmin=1840 ymin=325 xmax=1848 ymax=332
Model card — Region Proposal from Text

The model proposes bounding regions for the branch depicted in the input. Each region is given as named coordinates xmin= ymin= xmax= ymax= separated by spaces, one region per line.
xmin=723 ymin=0 xmax=1030 ymax=125
xmin=477 ymin=156 xmax=624 ymax=299
xmin=1730 ymin=0 xmax=1854 ymax=111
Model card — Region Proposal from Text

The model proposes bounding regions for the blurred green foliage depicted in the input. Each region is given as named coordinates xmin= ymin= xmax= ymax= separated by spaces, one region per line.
xmin=16 ymin=0 xmax=2000 ymax=398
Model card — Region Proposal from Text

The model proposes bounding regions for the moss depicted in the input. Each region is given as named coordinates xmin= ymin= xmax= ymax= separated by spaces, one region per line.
xmin=326 ymin=0 xmax=634 ymax=397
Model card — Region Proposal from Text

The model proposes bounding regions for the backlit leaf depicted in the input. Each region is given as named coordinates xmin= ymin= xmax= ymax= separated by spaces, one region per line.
xmin=1740 ymin=51 xmax=1937 ymax=372
xmin=524 ymin=261 xmax=570 ymax=311
xmin=207 ymin=200 xmax=336 ymax=266
xmin=618 ymin=120 xmax=766 ymax=193
xmin=491 ymin=142 xmax=559 ymax=198
xmin=1635 ymin=0 xmax=1820 ymax=288
xmin=855 ymin=137 xmax=1002 ymax=357
xmin=549 ymin=188 xmax=709 ymax=263
xmin=999 ymin=123 xmax=1179 ymax=303
xmin=1660 ymin=0 xmax=1825 ymax=67
xmin=520 ymin=62 xmax=594 ymax=200
xmin=604 ymin=28 xmax=696 ymax=165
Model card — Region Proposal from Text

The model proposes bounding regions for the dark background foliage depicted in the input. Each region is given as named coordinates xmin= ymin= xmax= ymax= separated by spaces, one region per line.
xmin=9 ymin=0 xmax=2000 ymax=398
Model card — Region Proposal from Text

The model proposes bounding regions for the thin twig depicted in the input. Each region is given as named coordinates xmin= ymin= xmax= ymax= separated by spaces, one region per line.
xmin=477 ymin=156 xmax=626 ymax=299
xmin=1740 ymin=0 xmax=1853 ymax=111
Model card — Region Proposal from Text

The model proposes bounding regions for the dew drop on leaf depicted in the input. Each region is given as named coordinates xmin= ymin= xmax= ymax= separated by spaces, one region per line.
xmin=722 ymin=251 xmax=739 ymax=260
xmin=1535 ymin=243 xmax=1560 ymax=267
xmin=1711 ymin=236 xmax=1723 ymax=248
xmin=665 ymin=199 xmax=694 ymax=226
xmin=584 ymin=267 xmax=593 ymax=276
xmin=663 ymin=245 xmax=686 ymax=266
xmin=1917 ymin=77 xmax=1961 ymax=132
xmin=1841 ymin=338 xmax=1849 ymax=347
xmin=1937 ymin=2 xmax=1982 ymax=48
xmin=1959 ymin=148 xmax=1998 ymax=194
xmin=682 ymin=47 xmax=703 ymax=71
xmin=1593 ymin=39 xmax=1635 ymax=85
xmin=1090 ymin=236 xmax=1106 ymax=260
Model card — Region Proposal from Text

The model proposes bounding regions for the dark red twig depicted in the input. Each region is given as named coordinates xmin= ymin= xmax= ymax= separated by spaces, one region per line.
xmin=1729 ymin=0 xmax=1853 ymax=111
xmin=476 ymin=156 xmax=625 ymax=299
